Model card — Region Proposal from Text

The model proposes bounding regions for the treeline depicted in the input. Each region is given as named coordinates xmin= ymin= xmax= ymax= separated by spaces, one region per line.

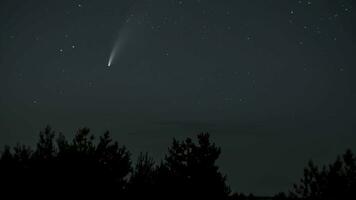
xmin=0 ymin=126 xmax=355 ymax=199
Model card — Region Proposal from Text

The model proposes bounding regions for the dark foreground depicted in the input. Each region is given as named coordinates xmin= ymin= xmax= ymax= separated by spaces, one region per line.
xmin=0 ymin=126 xmax=355 ymax=199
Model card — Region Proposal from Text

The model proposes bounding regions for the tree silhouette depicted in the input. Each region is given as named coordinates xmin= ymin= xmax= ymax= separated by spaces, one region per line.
xmin=128 ymin=152 xmax=157 ymax=198
xmin=290 ymin=149 xmax=356 ymax=200
xmin=54 ymin=128 xmax=131 ymax=197
xmin=0 ymin=126 xmax=131 ymax=198
xmin=34 ymin=125 xmax=56 ymax=160
xmin=162 ymin=133 xmax=231 ymax=199
xmin=1 ymin=125 xmax=355 ymax=199
xmin=127 ymin=133 xmax=231 ymax=200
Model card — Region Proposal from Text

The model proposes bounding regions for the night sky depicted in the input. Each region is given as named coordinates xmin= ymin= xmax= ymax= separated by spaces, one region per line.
xmin=1 ymin=0 xmax=356 ymax=195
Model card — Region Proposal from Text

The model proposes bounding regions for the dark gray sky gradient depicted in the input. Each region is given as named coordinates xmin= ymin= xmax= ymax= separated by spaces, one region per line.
xmin=1 ymin=0 xmax=356 ymax=195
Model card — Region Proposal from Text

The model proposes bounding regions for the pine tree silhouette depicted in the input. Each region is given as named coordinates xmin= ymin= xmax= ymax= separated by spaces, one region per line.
xmin=291 ymin=149 xmax=356 ymax=200
xmin=1 ymin=125 xmax=355 ymax=199
xmin=128 ymin=152 xmax=156 ymax=198
xmin=0 ymin=126 xmax=132 ymax=198
xmin=162 ymin=133 xmax=231 ymax=199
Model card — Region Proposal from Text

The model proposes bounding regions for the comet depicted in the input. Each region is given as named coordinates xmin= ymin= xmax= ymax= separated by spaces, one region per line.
xmin=107 ymin=36 xmax=121 ymax=67
xmin=107 ymin=1 xmax=140 ymax=67
xmin=107 ymin=26 xmax=131 ymax=68
xmin=107 ymin=44 xmax=118 ymax=67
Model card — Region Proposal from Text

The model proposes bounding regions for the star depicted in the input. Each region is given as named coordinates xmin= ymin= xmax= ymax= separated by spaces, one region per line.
xmin=164 ymin=50 xmax=169 ymax=56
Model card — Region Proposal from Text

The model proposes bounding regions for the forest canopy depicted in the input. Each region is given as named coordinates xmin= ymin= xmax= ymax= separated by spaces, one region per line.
xmin=0 ymin=126 xmax=355 ymax=199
